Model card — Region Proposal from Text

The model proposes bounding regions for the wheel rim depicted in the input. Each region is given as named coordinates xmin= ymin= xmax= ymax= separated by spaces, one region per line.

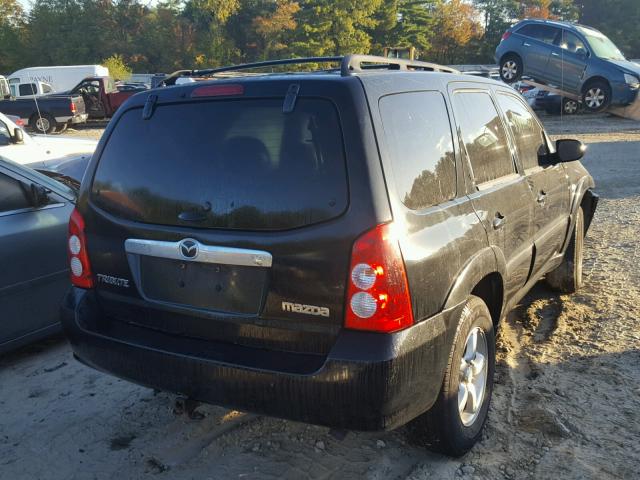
xmin=458 ymin=327 xmax=488 ymax=427
xmin=564 ymin=100 xmax=578 ymax=114
xmin=585 ymin=88 xmax=605 ymax=109
xmin=501 ymin=61 xmax=517 ymax=80
xmin=35 ymin=117 xmax=50 ymax=132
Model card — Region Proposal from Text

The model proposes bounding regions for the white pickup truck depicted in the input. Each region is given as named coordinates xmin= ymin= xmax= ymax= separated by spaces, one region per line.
xmin=0 ymin=111 xmax=97 ymax=167
xmin=8 ymin=80 xmax=55 ymax=98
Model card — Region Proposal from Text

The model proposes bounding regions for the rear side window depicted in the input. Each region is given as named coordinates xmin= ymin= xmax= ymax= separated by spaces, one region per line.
xmin=19 ymin=83 xmax=36 ymax=96
xmin=91 ymin=98 xmax=348 ymax=230
xmin=496 ymin=93 xmax=547 ymax=170
xmin=452 ymin=91 xmax=514 ymax=185
xmin=379 ymin=91 xmax=456 ymax=210
xmin=517 ymin=24 xmax=559 ymax=44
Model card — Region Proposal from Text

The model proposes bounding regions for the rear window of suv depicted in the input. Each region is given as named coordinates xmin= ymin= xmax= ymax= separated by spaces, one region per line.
xmin=90 ymin=97 xmax=348 ymax=231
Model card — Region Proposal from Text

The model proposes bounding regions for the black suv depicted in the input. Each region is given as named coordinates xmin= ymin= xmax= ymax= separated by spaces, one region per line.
xmin=61 ymin=55 xmax=597 ymax=456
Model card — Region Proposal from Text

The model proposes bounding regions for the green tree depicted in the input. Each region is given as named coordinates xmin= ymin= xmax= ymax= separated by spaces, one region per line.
xmin=0 ymin=0 xmax=25 ymax=72
xmin=575 ymin=0 xmax=640 ymax=58
xmin=292 ymin=0 xmax=384 ymax=56
xmin=102 ymin=53 xmax=132 ymax=80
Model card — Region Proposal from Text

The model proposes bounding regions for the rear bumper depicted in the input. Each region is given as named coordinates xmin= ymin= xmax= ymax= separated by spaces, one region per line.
xmin=55 ymin=113 xmax=89 ymax=125
xmin=61 ymin=288 xmax=461 ymax=431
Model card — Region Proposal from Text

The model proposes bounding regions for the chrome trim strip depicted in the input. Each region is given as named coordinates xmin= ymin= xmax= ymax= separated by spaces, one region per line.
xmin=124 ymin=238 xmax=273 ymax=268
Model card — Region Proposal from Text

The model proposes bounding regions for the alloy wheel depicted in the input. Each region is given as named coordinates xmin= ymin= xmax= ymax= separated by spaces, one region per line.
xmin=458 ymin=327 xmax=488 ymax=427
xmin=501 ymin=61 xmax=517 ymax=80
xmin=35 ymin=117 xmax=50 ymax=133
xmin=585 ymin=88 xmax=606 ymax=109
xmin=564 ymin=99 xmax=579 ymax=114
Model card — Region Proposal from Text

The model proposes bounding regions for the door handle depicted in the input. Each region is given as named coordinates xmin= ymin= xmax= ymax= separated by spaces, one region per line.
xmin=493 ymin=212 xmax=506 ymax=230
xmin=537 ymin=190 xmax=547 ymax=204
xmin=551 ymin=52 xmax=560 ymax=57
xmin=523 ymin=42 xmax=531 ymax=47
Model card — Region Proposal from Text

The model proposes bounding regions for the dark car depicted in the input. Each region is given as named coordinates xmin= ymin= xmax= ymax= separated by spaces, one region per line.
xmin=60 ymin=55 xmax=597 ymax=456
xmin=495 ymin=19 xmax=640 ymax=112
xmin=0 ymin=157 xmax=76 ymax=354
xmin=535 ymin=91 xmax=581 ymax=115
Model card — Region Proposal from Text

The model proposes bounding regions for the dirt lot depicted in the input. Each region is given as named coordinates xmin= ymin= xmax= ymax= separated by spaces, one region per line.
xmin=1 ymin=113 xmax=639 ymax=480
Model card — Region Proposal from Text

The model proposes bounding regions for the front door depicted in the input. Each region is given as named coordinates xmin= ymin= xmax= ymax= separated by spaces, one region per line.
xmin=494 ymin=90 xmax=571 ymax=277
xmin=449 ymin=87 xmax=535 ymax=301
xmin=0 ymin=168 xmax=71 ymax=346
xmin=546 ymin=29 xmax=589 ymax=92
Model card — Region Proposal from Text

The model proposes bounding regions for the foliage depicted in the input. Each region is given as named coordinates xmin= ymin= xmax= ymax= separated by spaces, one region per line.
xmin=101 ymin=54 xmax=132 ymax=81
xmin=0 ymin=0 xmax=637 ymax=78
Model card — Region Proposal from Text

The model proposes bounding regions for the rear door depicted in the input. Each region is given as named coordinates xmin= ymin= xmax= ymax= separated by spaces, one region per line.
xmin=0 ymin=166 xmax=71 ymax=346
xmin=494 ymin=90 xmax=570 ymax=277
xmin=546 ymin=29 xmax=589 ymax=92
xmin=515 ymin=23 xmax=561 ymax=78
xmin=449 ymin=84 xmax=535 ymax=301
xmin=84 ymin=80 xmax=382 ymax=357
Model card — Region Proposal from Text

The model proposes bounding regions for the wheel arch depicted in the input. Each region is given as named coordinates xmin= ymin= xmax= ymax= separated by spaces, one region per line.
xmin=500 ymin=51 xmax=522 ymax=65
xmin=559 ymin=179 xmax=598 ymax=253
xmin=581 ymin=75 xmax=611 ymax=95
xmin=443 ymin=247 xmax=506 ymax=326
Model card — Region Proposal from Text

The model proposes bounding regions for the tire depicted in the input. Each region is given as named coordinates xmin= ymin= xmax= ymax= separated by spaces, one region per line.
xmin=30 ymin=113 xmax=56 ymax=134
xmin=547 ymin=206 xmax=584 ymax=293
xmin=582 ymin=80 xmax=611 ymax=112
xmin=55 ymin=123 xmax=68 ymax=134
xmin=499 ymin=54 xmax=522 ymax=83
xmin=562 ymin=98 xmax=579 ymax=115
xmin=407 ymin=295 xmax=495 ymax=457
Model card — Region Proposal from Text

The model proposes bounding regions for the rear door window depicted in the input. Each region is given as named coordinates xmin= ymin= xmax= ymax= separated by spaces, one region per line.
xmin=379 ymin=91 xmax=456 ymax=209
xmin=91 ymin=97 xmax=348 ymax=230
xmin=452 ymin=91 xmax=514 ymax=185
xmin=518 ymin=24 xmax=560 ymax=45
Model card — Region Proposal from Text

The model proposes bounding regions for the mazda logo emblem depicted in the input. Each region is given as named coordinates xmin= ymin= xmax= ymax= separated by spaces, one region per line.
xmin=179 ymin=239 xmax=199 ymax=259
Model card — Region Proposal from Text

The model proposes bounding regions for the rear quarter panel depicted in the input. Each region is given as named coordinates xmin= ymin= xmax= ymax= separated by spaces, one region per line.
xmin=363 ymin=75 xmax=492 ymax=322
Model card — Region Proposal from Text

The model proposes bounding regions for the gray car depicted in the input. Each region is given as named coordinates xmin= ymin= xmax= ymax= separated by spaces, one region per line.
xmin=0 ymin=157 xmax=76 ymax=354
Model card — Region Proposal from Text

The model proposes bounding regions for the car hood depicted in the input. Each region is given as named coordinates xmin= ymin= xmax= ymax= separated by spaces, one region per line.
xmin=31 ymin=135 xmax=98 ymax=154
xmin=607 ymin=59 xmax=640 ymax=77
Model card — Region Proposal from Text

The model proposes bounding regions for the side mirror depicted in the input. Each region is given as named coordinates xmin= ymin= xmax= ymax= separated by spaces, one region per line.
xmin=12 ymin=128 xmax=23 ymax=144
xmin=555 ymin=139 xmax=586 ymax=162
xmin=29 ymin=183 xmax=51 ymax=207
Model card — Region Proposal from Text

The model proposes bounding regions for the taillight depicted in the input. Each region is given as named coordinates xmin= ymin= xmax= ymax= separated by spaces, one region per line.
xmin=501 ymin=31 xmax=512 ymax=42
xmin=70 ymin=100 xmax=76 ymax=114
xmin=68 ymin=208 xmax=94 ymax=288
xmin=345 ymin=224 xmax=413 ymax=333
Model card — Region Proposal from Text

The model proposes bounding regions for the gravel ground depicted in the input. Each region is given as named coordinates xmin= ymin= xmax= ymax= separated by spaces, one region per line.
xmin=1 ymin=113 xmax=639 ymax=480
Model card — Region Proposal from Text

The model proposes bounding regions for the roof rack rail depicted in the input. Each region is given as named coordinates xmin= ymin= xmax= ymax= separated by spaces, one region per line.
xmin=160 ymin=55 xmax=459 ymax=86
xmin=342 ymin=55 xmax=459 ymax=75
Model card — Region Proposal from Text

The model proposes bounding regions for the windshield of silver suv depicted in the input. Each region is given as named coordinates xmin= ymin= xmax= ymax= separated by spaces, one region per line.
xmin=577 ymin=26 xmax=626 ymax=60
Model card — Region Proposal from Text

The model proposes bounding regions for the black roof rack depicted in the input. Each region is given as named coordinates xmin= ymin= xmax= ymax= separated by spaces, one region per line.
xmin=160 ymin=54 xmax=460 ymax=86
